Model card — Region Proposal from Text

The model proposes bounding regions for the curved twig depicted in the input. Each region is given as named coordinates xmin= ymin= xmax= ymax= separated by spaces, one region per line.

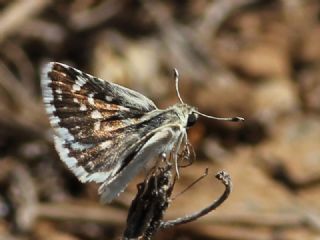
xmin=160 ymin=170 xmax=232 ymax=229
xmin=122 ymin=169 xmax=232 ymax=239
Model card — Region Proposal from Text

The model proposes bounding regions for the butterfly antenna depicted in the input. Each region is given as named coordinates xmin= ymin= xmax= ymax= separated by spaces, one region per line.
xmin=195 ymin=110 xmax=245 ymax=122
xmin=172 ymin=168 xmax=209 ymax=200
xmin=174 ymin=68 xmax=184 ymax=104
xmin=173 ymin=68 xmax=244 ymax=122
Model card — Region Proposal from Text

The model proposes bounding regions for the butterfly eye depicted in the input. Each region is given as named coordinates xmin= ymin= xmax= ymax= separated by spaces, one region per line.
xmin=187 ymin=112 xmax=198 ymax=127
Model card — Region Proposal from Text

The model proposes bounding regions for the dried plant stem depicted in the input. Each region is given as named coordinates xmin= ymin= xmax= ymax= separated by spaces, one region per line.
xmin=160 ymin=171 xmax=232 ymax=229
xmin=123 ymin=166 xmax=175 ymax=240
xmin=122 ymin=169 xmax=232 ymax=239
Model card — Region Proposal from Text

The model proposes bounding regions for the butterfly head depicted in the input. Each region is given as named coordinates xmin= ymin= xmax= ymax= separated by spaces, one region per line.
xmin=172 ymin=103 xmax=199 ymax=128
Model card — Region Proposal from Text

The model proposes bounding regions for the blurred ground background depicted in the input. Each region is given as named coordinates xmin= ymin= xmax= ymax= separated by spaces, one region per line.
xmin=0 ymin=0 xmax=320 ymax=239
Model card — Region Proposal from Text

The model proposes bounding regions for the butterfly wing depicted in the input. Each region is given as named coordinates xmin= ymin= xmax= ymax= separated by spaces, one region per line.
xmin=41 ymin=62 xmax=158 ymax=184
xmin=99 ymin=126 xmax=186 ymax=203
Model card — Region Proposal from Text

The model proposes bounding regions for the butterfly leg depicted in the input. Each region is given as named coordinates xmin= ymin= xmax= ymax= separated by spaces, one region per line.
xmin=171 ymin=132 xmax=186 ymax=179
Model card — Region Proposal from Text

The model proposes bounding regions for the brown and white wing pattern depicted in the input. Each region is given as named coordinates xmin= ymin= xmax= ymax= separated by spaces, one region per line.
xmin=41 ymin=62 xmax=158 ymax=184
xmin=41 ymin=62 xmax=190 ymax=203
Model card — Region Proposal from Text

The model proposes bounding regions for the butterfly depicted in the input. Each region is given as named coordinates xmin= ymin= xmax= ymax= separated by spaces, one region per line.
xmin=41 ymin=62 xmax=243 ymax=203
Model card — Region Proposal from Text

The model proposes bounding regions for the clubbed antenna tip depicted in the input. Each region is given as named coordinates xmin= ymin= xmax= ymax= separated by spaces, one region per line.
xmin=173 ymin=68 xmax=179 ymax=79
xmin=231 ymin=117 xmax=245 ymax=122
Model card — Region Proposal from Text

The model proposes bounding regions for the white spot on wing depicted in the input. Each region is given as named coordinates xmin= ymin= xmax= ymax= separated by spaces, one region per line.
xmin=94 ymin=121 xmax=101 ymax=131
xmin=119 ymin=106 xmax=129 ymax=111
xmin=71 ymin=142 xmax=92 ymax=150
xmin=88 ymin=93 xmax=94 ymax=105
xmin=73 ymin=98 xmax=79 ymax=103
xmin=46 ymin=104 xmax=56 ymax=114
xmin=105 ymin=96 xmax=113 ymax=102
xmin=72 ymin=84 xmax=81 ymax=92
xmin=43 ymin=96 xmax=54 ymax=102
xmin=86 ymin=162 xmax=94 ymax=170
xmin=100 ymin=141 xmax=112 ymax=149
xmin=50 ymin=116 xmax=60 ymax=125
xmin=56 ymin=127 xmax=74 ymax=141
xmin=54 ymin=137 xmax=76 ymax=166
xmin=86 ymin=172 xmax=109 ymax=182
xmin=80 ymin=104 xmax=87 ymax=111
xmin=91 ymin=110 xmax=102 ymax=119
xmin=75 ymin=76 xmax=86 ymax=88
xmin=55 ymin=88 xmax=62 ymax=94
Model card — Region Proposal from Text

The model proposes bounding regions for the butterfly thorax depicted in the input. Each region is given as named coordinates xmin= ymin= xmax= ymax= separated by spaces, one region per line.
xmin=161 ymin=103 xmax=198 ymax=128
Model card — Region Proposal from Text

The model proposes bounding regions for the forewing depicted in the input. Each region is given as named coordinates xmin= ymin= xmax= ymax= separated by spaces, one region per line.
xmin=41 ymin=62 xmax=157 ymax=183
